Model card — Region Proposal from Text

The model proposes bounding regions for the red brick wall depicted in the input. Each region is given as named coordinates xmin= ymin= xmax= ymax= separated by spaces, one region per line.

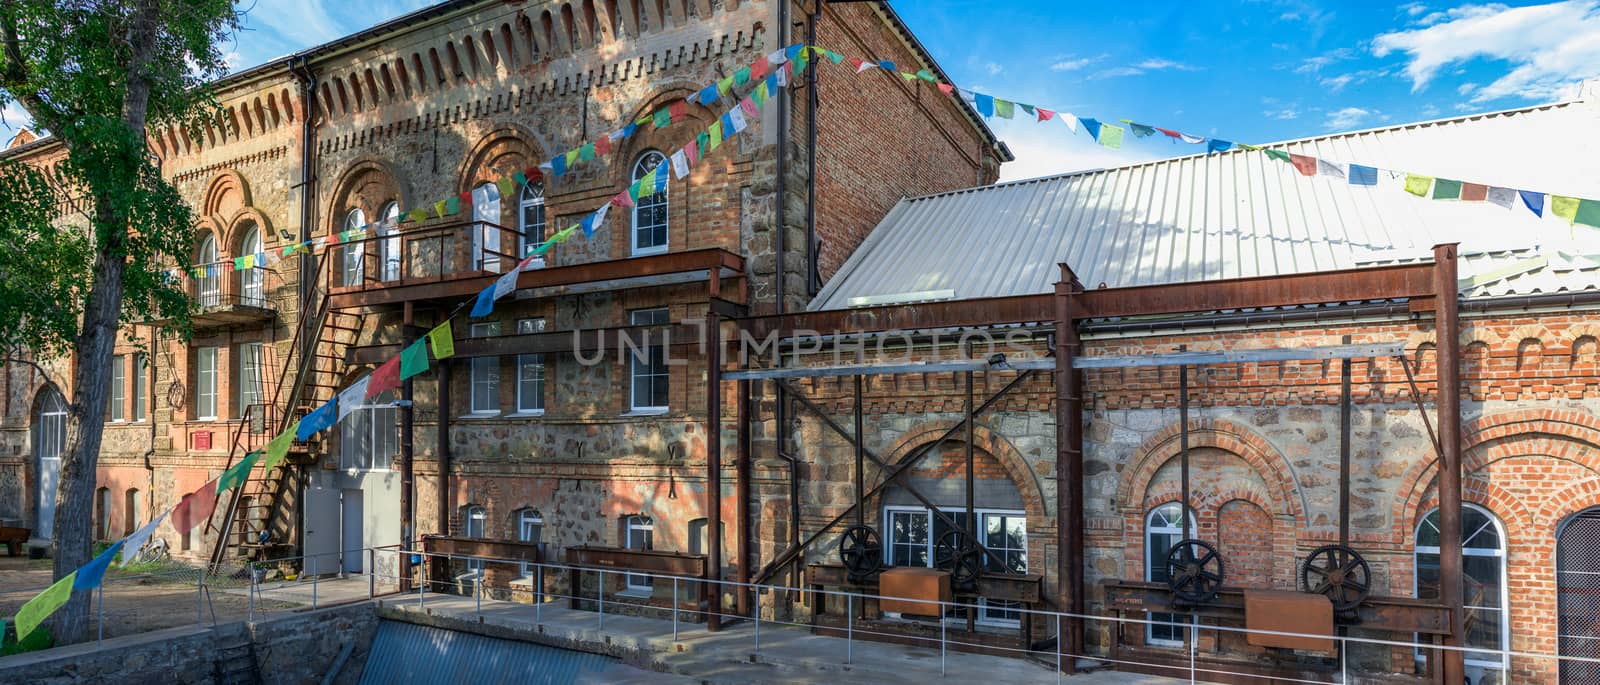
xmin=1217 ymin=499 xmax=1273 ymax=589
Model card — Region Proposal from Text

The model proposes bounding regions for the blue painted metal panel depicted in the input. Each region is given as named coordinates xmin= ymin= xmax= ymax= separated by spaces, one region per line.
xmin=358 ymin=620 xmax=620 ymax=684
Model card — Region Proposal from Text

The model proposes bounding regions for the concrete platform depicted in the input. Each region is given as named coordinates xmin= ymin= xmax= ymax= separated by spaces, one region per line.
xmin=378 ymin=592 xmax=1196 ymax=684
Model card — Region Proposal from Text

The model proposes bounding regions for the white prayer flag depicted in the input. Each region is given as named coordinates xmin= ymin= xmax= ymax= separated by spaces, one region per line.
xmin=117 ymin=511 xmax=169 ymax=567
xmin=727 ymin=107 xmax=748 ymax=134
xmin=1486 ymin=186 xmax=1517 ymax=209
xmin=670 ymin=149 xmax=690 ymax=179
xmin=337 ymin=376 xmax=371 ymax=420
xmin=1317 ymin=159 xmax=1346 ymax=180
xmin=1061 ymin=113 xmax=1079 ymax=134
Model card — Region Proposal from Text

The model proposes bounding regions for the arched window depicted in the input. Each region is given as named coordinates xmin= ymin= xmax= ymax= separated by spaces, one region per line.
xmin=1417 ymin=504 xmax=1508 ymax=678
xmin=238 ymin=224 xmax=264 ymax=306
xmin=378 ymin=201 xmax=401 ymax=282
xmin=1146 ymin=503 xmax=1197 ymax=647
xmin=1558 ymin=508 xmax=1600 ymax=683
xmin=624 ymin=514 xmax=653 ymax=591
xmin=630 ymin=151 xmax=668 ymax=256
xmin=463 ymin=505 xmax=487 ymax=573
xmin=516 ymin=508 xmax=543 ymax=577
xmin=341 ymin=208 xmax=366 ymax=287
xmin=32 ymin=387 xmax=65 ymax=540
xmin=518 ymin=181 xmax=546 ymax=259
xmin=197 ymin=233 xmax=221 ymax=307
xmin=471 ymin=182 xmax=502 ymax=271
xmin=124 ymin=488 xmax=141 ymax=536
xmin=95 ymin=487 xmax=112 ymax=541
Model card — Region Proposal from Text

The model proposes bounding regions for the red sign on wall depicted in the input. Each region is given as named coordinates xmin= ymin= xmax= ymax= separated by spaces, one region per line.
xmin=193 ymin=431 xmax=212 ymax=451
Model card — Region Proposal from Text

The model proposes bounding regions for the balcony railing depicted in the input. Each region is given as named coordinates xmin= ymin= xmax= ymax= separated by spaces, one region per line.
xmin=151 ymin=260 xmax=279 ymax=327
xmin=327 ymin=220 xmax=534 ymax=292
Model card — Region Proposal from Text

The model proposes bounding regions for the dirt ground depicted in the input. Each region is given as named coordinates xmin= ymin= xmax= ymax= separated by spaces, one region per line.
xmin=0 ymin=555 xmax=300 ymax=641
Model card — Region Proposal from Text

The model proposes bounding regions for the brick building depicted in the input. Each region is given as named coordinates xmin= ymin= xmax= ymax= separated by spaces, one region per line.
xmin=0 ymin=0 xmax=1004 ymax=583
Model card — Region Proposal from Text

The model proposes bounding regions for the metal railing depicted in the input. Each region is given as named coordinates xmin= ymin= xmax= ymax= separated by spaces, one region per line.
xmin=184 ymin=261 xmax=276 ymax=310
xmin=326 ymin=220 xmax=531 ymax=291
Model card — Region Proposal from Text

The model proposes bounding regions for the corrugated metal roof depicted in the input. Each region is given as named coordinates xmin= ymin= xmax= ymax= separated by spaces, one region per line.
xmin=358 ymin=620 xmax=625 ymax=684
xmin=812 ymin=95 xmax=1600 ymax=310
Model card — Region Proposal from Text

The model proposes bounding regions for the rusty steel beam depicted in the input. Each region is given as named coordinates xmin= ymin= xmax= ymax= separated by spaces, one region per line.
xmin=1056 ymin=268 xmax=1085 ymax=672
xmin=345 ymin=323 xmax=704 ymax=364
xmin=705 ymin=311 xmax=723 ymax=632
xmin=739 ymin=293 xmax=1054 ymax=339
xmin=327 ymin=248 xmax=744 ymax=309
xmin=1076 ymin=262 xmax=1436 ymax=319
xmin=1433 ymin=244 xmax=1465 ymax=684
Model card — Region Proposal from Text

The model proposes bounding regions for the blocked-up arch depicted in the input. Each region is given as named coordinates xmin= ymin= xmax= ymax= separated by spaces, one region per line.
xmin=1115 ymin=418 xmax=1303 ymax=520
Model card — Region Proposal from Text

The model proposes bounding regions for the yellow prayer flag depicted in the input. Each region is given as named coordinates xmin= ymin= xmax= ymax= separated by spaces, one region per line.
xmin=1552 ymin=195 xmax=1580 ymax=222
xmin=427 ymin=321 xmax=455 ymax=359
xmin=1404 ymin=174 xmax=1433 ymax=197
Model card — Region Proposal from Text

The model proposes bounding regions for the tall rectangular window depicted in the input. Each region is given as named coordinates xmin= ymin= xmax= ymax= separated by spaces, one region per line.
xmin=469 ymin=322 xmax=500 ymax=415
xmin=236 ymin=342 xmax=264 ymax=419
xmin=108 ymin=355 xmax=126 ymax=422
xmin=516 ymin=318 xmax=545 ymax=414
xmin=628 ymin=308 xmax=670 ymax=412
xmin=196 ymin=347 xmax=218 ymax=421
xmin=338 ymin=390 xmax=397 ymax=471
xmin=132 ymin=353 xmax=148 ymax=422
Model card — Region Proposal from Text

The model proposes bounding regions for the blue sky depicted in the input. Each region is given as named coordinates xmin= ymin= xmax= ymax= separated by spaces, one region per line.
xmin=6 ymin=1 xmax=1598 ymax=181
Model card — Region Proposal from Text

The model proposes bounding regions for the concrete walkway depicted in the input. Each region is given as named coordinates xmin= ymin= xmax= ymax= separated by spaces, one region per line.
xmin=379 ymin=592 xmax=1196 ymax=685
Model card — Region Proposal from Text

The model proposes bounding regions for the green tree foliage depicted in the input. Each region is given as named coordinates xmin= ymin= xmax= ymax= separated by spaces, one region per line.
xmin=0 ymin=0 xmax=240 ymax=645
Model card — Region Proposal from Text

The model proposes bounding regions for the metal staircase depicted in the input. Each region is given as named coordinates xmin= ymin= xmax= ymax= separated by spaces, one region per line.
xmin=208 ymin=251 xmax=366 ymax=568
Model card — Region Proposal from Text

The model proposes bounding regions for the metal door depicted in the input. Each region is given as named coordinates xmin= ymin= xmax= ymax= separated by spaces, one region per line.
xmin=301 ymin=479 xmax=341 ymax=573
xmin=341 ymin=489 xmax=364 ymax=574
xmin=33 ymin=388 xmax=65 ymax=540
xmin=1559 ymin=509 xmax=1600 ymax=683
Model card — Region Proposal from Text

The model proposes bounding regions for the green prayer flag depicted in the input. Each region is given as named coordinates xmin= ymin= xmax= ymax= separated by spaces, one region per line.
xmin=916 ymin=69 xmax=936 ymax=82
xmin=564 ymin=148 xmax=580 ymax=167
xmin=753 ymin=82 xmax=769 ymax=106
xmin=427 ymin=321 xmax=455 ymax=360
xmin=1432 ymin=178 xmax=1462 ymax=200
xmin=233 ymin=256 xmax=247 ymax=270
xmin=217 ymin=451 xmax=260 ymax=494
xmin=734 ymin=66 xmax=750 ymax=86
xmin=1576 ymin=198 xmax=1600 ymax=229
xmin=261 ymin=426 xmax=295 ymax=473
xmin=653 ymin=107 xmax=672 ymax=129
xmin=497 ymin=177 xmax=516 ymax=198
xmin=15 ymin=571 xmax=76 ymax=640
xmin=709 ymin=122 xmax=723 ymax=151
xmin=1098 ymin=123 xmax=1125 ymax=149
xmin=445 ymin=195 xmax=461 ymax=216
xmin=1264 ymin=149 xmax=1291 ymax=163
xmin=1404 ymin=174 xmax=1433 ymax=197
xmin=512 ymin=171 xmax=529 ymax=187
xmin=627 ymin=179 xmax=643 ymax=201
xmin=994 ymin=99 xmax=1014 ymax=119
xmin=900 ymin=71 xmax=917 ymax=82
xmin=792 ymin=53 xmax=808 ymax=75
xmin=579 ymin=143 xmax=596 ymax=162
xmin=409 ymin=208 xmax=429 ymax=224
xmin=639 ymin=169 xmax=659 ymax=198
xmin=400 ymin=339 xmax=430 ymax=380
xmin=717 ymin=76 xmax=735 ymax=95
xmin=1552 ymin=195 xmax=1581 ymax=222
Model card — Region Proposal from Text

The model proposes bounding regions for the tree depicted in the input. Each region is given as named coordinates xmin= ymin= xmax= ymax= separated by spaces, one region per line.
xmin=0 ymin=0 xmax=239 ymax=644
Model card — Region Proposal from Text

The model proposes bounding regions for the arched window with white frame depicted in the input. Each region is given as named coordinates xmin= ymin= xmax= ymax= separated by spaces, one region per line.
xmin=463 ymin=504 xmax=487 ymax=574
xmin=341 ymin=208 xmax=366 ymax=287
xmin=1416 ymin=504 xmax=1508 ymax=679
xmin=197 ymin=233 xmax=220 ymax=307
xmin=378 ymin=201 xmax=401 ymax=282
xmin=516 ymin=508 xmax=543 ymax=577
xmin=471 ymin=182 xmax=502 ymax=271
xmin=237 ymin=224 xmax=264 ymax=306
xmin=518 ymin=181 xmax=545 ymax=259
xmin=624 ymin=514 xmax=654 ymax=592
xmin=1146 ymin=502 xmax=1198 ymax=647
xmin=630 ymin=150 xmax=668 ymax=256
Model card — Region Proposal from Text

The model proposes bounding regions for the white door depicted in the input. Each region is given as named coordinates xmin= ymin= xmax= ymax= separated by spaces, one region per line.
xmin=302 ymin=481 xmax=341 ymax=574
xmin=33 ymin=388 xmax=66 ymax=540
xmin=472 ymin=184 xmax=500 ymax=272
xmin=341 ymin=490 xmax=364 ymax=574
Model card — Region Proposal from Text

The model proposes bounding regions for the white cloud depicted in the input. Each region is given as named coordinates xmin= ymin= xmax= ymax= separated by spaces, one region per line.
xmin=1294 ymin=48 xmax=1355 ymax=74
xmin=1089 ymin=57 xmax=1199 ymax=79
xmin=0 ymin=101 xmax=32 ymax=140
xmin=1321 ymin=74 xmax=1355 ymax=91
xmin=1325 ymin=106 xmax=1375 ymax=129
xmin=991 ymin=116 xmax=1160 ymax=182
xmin=1050 ymin=55 xmax=1099 ymax=72
xmin=1264 ymin=107 xmax=1300 ymax=120
xmin=1372 ymin=1 xmax=1600 ymax=102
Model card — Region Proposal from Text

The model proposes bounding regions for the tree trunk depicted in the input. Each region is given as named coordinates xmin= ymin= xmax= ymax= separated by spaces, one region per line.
xmin=49 ymin=0 xmax=159 ymax=646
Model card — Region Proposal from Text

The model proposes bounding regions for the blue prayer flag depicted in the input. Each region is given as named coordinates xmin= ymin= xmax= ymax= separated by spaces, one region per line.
xmin=1207 ymin=139 xmax=1234 ymax=154
xmin=296 ymin=398 xmax=337 ymax=441
xmin=622 ymin=122 xmax=638 ymax=139
xmin=74 ymin=541 xmax=125 ymax=591
xmin=1079 ymin=118 xmax=1101 ymax=140
xmin=1349 ymin=164 xmax=1378 ymax=186
xmin=470 ymin=283 xmax=497 ymax=318
xmin=699 ymin=84 xmax=719 ymax=106
xmin=974 ymin=93 xmax=994 ymax=118
xmin=1519 ymin=190 xmax=1545 ymax=217
xmin=551 ymin=154 xmax=566 ymax=177
xmin=878 ymin=60 xmax=895 ymax=71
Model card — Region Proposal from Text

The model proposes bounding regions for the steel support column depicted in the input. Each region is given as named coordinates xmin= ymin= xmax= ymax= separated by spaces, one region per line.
xmin=706 ymin=312 xmax=724 ymax=632
xmin=1434 ymin=244 xmax=1464 ymax=683
xmin=1055 ymin=267 xmax=1085 ymax=672
xmin=736 ymin=378 xmax=752 ymax=616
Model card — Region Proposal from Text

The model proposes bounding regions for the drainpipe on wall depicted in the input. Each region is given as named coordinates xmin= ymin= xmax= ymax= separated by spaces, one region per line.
xmin=804 ymin=0 xmax=820 ymax=296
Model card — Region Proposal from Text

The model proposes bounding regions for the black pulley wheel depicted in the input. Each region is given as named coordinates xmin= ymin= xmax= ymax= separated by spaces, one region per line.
xmin=838 ymin=524 xmax=883 ymax=583
xmin=934 ymin=529 xmax=985 ymax=587
xmin=1165 ymin=539 xmax=1225 ymax=604
xmin=1301 ymin=544 xmax=1371 ymax=613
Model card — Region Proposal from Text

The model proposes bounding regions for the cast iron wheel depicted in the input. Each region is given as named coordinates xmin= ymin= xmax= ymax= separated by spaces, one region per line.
xmin=1300 ymin=544 xmax=1371 ymax=613
xmin=837 ymin=524 xmax=883 ymax=583
xmin=1165 ymin=539 xmax=1225 ymax=604
xmin=934 ymin=529 xmax=985 ymax=588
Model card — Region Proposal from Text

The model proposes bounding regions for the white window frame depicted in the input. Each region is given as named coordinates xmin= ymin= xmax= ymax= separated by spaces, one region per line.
xmin=236 ymin=341 xmax=264 ymax=419
xmin=464 ymin=505 xmax=487 ymax=574
xmin=880 ymin=504 xmax=1027 ymax=627
xmin=513 ymin=318 xmax=546 ymax=416
xmin=196 ymin=346 xmax=219 ymax=421
xmin=1145 ymin=503 xmax=1199 ymax=647
xmin=197 ymin=234 xmax=221 ymax=307
xmin=472 ymin=182 xmax=502 ymax=272
xmin=109 ymin=355 xmax=126 ymax=422
xmin=517 ymin=509 xmax=543 ymax=577
xmin=342 ymin=208 xmax=366 ymax=287
xmin=379 ymin=202 xmax=401 ymax=282
xmin=337 ymin=390 xmax=398 ymax=473
xmin=518 ymin=181 xmax=546 ymax=260
xmin=1415 ymin=504 xmax=1509 ymax=675
xmin=628 ymin=308 xmax=669 ymax=413
xmin=238 ymin=224 xmax=264 ymax=306
xmin=630 ymin=151 xmax=669 ymax=256
xmin=95 ymin=487 xmax=112 ymax=540
xmin=624 ymin=515 xmax=654 ymax=593
xmin=132 ymin=353 xmax=148 ymax=422
xmin=468 ymin=322 xmax=501 ymax=416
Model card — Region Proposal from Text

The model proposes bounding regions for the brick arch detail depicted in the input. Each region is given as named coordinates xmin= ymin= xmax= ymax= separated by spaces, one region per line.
xmin=1393 ymin=408 xmax=1600 ymax=543
xmin=200 ymin=168 xmax=251 ymax=224
xmin=325 ymin=157 xmax=410 ymax=232
xmin=611 ymin=83 xmax=711 ymax=184
xmin=455 ymin=123 xmax=544 ymax=196
xmin=223 ymin=206 xmax=275 ymax=255
xmin=1404 ymin=474 xmax=1536 ymax=544
xmin=869 ymin=420 xmax=1049 ymax=525
xmin=1115 ymin=418 xmax=1303 ymax=521
xmin=1532 ymin=478 xmax=1600 ymax=532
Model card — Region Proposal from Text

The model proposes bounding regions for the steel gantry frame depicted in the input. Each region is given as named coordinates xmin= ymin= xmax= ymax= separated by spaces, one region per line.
xmin=707 ymin=244 xmax=1464 ymax=679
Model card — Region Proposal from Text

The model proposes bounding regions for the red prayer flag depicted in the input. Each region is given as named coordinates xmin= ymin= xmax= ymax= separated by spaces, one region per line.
xmin=458 ymin=191 xmax=473 ymax=205
xmin=612 ymin=191 xmax=634 ymax=208
xmin=595 ymin=134 xmax=612 ymax=156
xmin=684 ymin=141 xmax=699 ymax=167
xmin=525 ymin=166 xmax=543 ymax=183
xmin=669 ymin=101 xmax=688 ymax=123
xmin=1460 ymin=183 xmax=1489 ymax=201
xmin=751 ymin=56 xmax=771 ymax=80
xmin=172 ymin=479 xmax=220 ymax=532
xmin=936 ymin=83 xmax=955 ymax=97
xmin=1289 ymin=154 xmax=1318 ymax=177
xmin=1156 ymin=127 xmax=1183 ymax=139
xmin=367 ymin=356 xmax=401 ymax=399
xmin=327 ymin=234 xmax=341 ymax=246
xmin=1036 ymin=107 xmax=1055 ymax=122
